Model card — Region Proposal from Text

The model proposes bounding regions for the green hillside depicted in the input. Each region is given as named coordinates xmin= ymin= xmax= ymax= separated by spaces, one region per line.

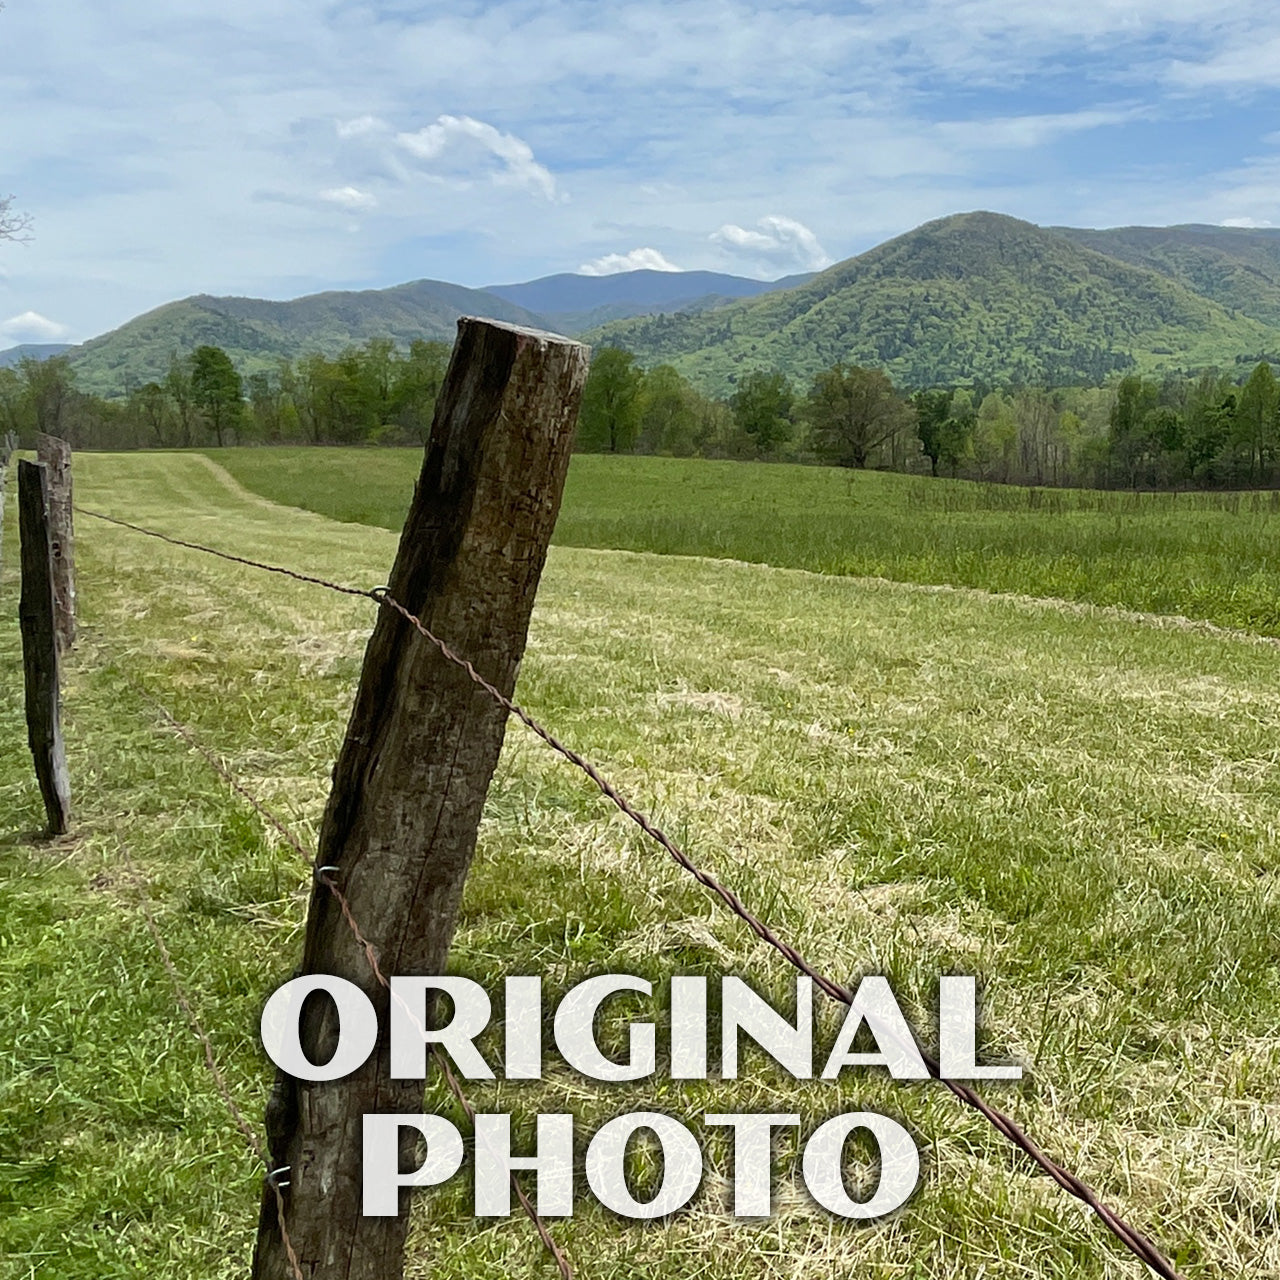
xmin=537 ymin=291 xmax=788 ymax=337
xmin=1056 ymin=223 xmax=1280 ymax=329
xmin=67 ymin=280 xmax=551 ymax=395
xmin=591 ymin=212 xmax=1280 ymax=393
xmin=58 ymin=213 xmax=1280 ymax=398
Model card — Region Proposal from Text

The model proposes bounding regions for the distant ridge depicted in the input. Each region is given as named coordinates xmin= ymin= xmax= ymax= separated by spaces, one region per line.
xmin=486 ymin=269 xmax=815 ymax=337
xmin=65 ymin=279 xmax=551 ymax=395
xmin=487 ymin=268 xmax=810 ymax=311
xmin=1054 ymin=224 xmax=1280 ymax=328
xmin=0 ymin=342 xmax=73 ymax=368
xmin=61 ymin=269 xmax=817 ymax=394
xmin=45 ymin=212 xmax=1280 ymax=397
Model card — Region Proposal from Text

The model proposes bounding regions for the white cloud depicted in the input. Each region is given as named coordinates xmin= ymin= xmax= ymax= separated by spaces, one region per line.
xmin=319 ymin=185 xmax=377 ymax=211
xmin=5 ymin=0 xmax=1280 ymax=339
xmin=396 ymin=115 xmax=559 ymax=201
xmin=1 ymin=311 xmax=70 ymax=342
xmin=712 ymin=215 xmax=832 ymax=271
xmin=336 ymin=114 xmax=389 ymax=140
xmin=1220 ymin=216 xmax=1275 ymax=227
xmin=578 ymin=247 xmax=681 ymax=275
xmin=1168 ymin=34 xmax=1280 ymax=88
xmin=936 ymin=108 xmax=1140 ymax=150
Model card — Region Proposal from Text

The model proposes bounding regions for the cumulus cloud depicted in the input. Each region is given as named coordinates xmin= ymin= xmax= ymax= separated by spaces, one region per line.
xmin=319 ymin=185 xmax=377 ymax=211
xmin=396 ymin=114 xmax=559 ymax=200
xmin=1 ymin=311 xmax=70 ymax=341
xmin=578 ymin=247 xmax=681 ymax=275
xmin=1220 ymin=216 xmax=1275 ymax=227
xmin=712 ymin=215 xmax=832 ymax=271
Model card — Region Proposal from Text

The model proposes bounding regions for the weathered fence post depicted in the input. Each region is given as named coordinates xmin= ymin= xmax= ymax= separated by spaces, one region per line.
xmin=251 ymin=318 xmax=589 ymax=1280
xmin=0 ymin=430 xmax=15 ymax=569
xmin=18 ymin=460 xmax=71 ymax=836
xmin=36 ymin=432 xmax=75 ymax=652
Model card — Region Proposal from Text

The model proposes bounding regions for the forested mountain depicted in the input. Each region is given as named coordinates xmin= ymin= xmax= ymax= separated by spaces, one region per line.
xmin=65 ymin=280 xmax=551 ymax=394
xmin=47 ymin=211 xmax=1280 ymax=398
xmin=1055 ymin=224 xmax=1280 ymax=328
xmin=62 ymin=271 xmax=814 ymax=394
xmin=591 ymin=213 xmax=1280 ymax=394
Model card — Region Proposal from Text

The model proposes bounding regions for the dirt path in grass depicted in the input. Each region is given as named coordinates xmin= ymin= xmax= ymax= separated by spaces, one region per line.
xmin=190 ymin=451 xmax=335 ymax=520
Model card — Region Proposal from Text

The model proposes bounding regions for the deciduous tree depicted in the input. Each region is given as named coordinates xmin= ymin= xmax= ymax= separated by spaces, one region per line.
xmin=19 ymin=354 xmax=75 ymax=440
xmin=190 ymin=344 xmax=244 ymax=447
xmin=637 ymin=364 xmax=699 ymax=455
xmin=389 ymin=340 xmax=450 ymax=442
xmin=165 ymin=353 xmax=198 ymax=447
xmin=577 ymin=346 xmax=643 ymax=452
xmin=804 ymin=362 xmax=912 ymax=469
xmin=729 ymin=369 xmax=794 ymax=458
xmin=1234 ymin=361 xmax=1278 ymax=481
xmin=913 ymin=388 xmax=952 ymax=476
xmin=972 ymin=391 xmax=1017 ymax=481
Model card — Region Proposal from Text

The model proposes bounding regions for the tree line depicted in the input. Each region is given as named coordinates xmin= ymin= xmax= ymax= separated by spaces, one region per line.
xmin=0 ymin=339 xmax=451 ymax=451
xmin=578 ymin=348 xmax=1280 ymax=488
xmin=3 ymin=337 xmax=1278 ymax=490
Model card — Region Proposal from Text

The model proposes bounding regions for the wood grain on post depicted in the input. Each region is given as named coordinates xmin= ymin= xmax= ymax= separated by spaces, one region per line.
xmin=251 ymin=318 xmax=589 ymax=1280
xmin=36 ymin=433 xmax=75 ymax=653
xmin=18 ymin=460 xmax=71 ymax=836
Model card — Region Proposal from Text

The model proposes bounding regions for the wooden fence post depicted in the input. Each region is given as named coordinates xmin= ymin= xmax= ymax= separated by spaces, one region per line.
xmin=36 ymin=432 xmax=75 ymax=653
xmin=0 ymin=430 xmax=15 ymax=570
xmin=251 ymin=318 xmax=589 ymax=1280
xmin=18 ymin=460 xmax=71 ymax=836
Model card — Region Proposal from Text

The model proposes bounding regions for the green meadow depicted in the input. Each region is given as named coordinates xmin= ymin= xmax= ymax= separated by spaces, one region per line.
xmin=1 ymin=451 xmax=1278 ymax=1278
xmin=213 ymin=449 xmax=1280 ymax=637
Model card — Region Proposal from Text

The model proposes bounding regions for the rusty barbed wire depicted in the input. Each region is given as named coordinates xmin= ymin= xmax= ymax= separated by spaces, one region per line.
xmin=371 ymin=599 xmax=1186 ymax=1280
xmin=116 ymin=841 xmax=306 ymax=1280
xmin=92 ymin=510 xmax=1189 ymax=1280
xmin=76 ymin=506 xmax=373 ymax=597
xmin=118 ymin=670 xmax=574 ymax=1280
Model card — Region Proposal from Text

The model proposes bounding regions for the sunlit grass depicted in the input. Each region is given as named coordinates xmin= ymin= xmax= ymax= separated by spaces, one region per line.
xmin=1 ymin=452 xmax=1277 ymax=1277
xmin=212 ymin=449 xmax=1280 ymax=637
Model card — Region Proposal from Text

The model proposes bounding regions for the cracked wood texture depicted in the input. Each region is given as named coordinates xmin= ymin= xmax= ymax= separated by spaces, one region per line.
xmin=18 ymin=460 xmax=71 ymax=836
xmin=36 ymin=433 xmax=75 ymax=653
xmin=251 ymin=317 xmax=589 ymax=1280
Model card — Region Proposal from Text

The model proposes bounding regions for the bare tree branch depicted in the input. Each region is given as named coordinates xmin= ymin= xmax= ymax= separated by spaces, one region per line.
xmin=1 ymin=194 xmax=33 ymax=243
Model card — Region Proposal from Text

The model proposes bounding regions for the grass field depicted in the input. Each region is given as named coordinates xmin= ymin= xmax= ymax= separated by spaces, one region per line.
xmin=2 ymin=452 xmax=1278 ymax=1278
xmin=212 ymin=449 xmax=1280 ymax=637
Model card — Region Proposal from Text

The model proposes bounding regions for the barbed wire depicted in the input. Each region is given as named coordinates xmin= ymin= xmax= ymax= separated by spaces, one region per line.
xmin=116 ymin=840 xmax=306 ymax=1280
xmin=82 ymin=506 xmax=1189 ymax=1280
xmin=76 ymin=507 xmax=373 ymax=597
xmin=118 ymin=670 xmax=574 ymax=1280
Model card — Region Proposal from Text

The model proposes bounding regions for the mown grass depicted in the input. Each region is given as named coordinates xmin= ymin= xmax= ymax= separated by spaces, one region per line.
xmin=211 ymin=448 xmax=1280 ymax=637
xmin=2 ymin=453 xmax=1278 ymax=1278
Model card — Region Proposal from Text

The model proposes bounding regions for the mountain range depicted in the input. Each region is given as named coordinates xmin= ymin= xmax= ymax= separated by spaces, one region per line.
xmin=0 ymin=342 xmax=74 ymax=369
xmin=8 ymin=212 xmax=1280 ymax=396
xmin=485 ymin=268 xmax=813 ymax=334
xmin=28 ymin=269 xmax=802 ymax=396
xmin=592 ymin=213 xmax=1280 ymax=392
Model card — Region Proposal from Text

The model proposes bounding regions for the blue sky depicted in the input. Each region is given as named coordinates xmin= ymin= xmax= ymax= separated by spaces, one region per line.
xmin=1 ymin=0 xmax=1278 ymax=344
